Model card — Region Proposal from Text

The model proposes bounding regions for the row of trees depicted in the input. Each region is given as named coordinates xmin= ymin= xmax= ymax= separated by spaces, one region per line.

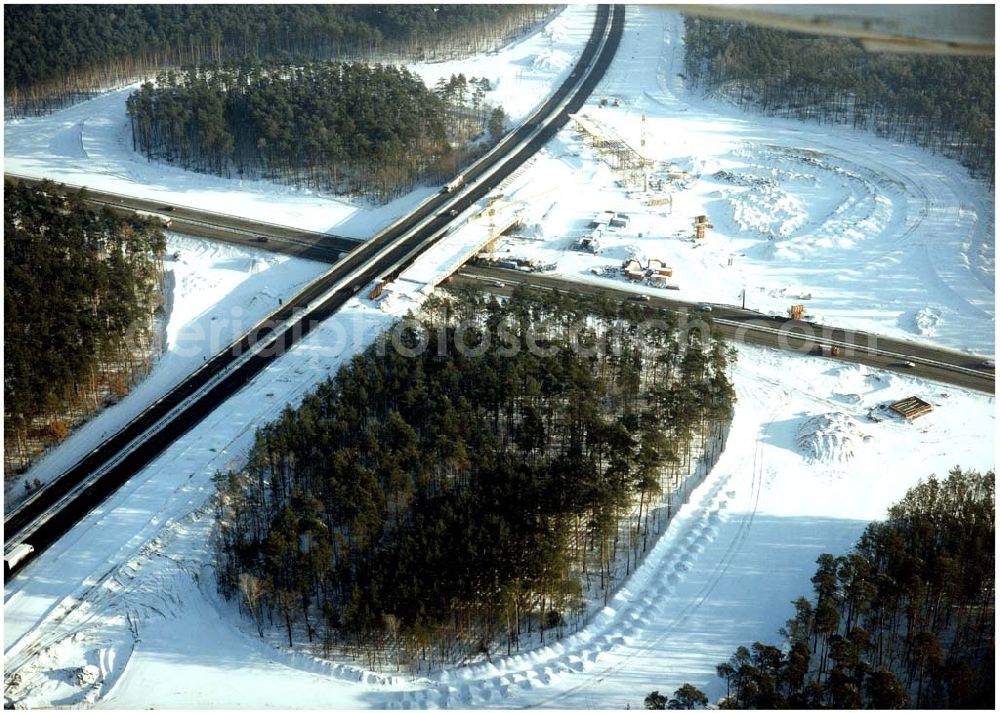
xmin=5 ymin=4 xmax=551 ymax=116
xmin=125 ymin=62 xmax=505 ymax=201
xmin=4 ymin=180 xmax=166 ymax=477
xmin=682 ymin=17 xmax=995 ymax=180
xmin=695 ymin=468 xmax=994 ymax=709
xmin=214 ymin=287 xmax=735 ymax=671
xmin=645 ymin=684 xmax=709 ymax=709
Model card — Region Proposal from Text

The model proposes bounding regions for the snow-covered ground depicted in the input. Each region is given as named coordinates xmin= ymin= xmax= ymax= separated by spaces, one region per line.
xmin=2 ymin=5 xmax=595 ymax=240
xmin=3 ymin=3 xmax=593 ymax=506
xmin=4 ymin=235 xmax=328 ymax=511
xmin=4 ymin=326 xmax=992 ymax=708
xmin=491 ymin=7 xmax=994 ymax=357
xmin=1 ymin=231 xmax=437 ymax=708
xmin=4 ymin=5 xmax=995 ymax=709
xmin=404 ymin=6 xmax=594 ymax=127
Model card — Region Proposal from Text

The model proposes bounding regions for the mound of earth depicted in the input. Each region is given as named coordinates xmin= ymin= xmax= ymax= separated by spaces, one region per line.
xmin=797 ymin=412 xmax=869 ymax=465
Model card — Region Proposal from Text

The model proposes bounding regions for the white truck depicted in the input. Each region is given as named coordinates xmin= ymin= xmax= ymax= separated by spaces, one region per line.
xmin=441 ymin=176 xmax=464 ymax=194
xmin=134 ymin=210 xmax=173 ymax=228
xmin=4 ymin=543 xmax=34 ymax=574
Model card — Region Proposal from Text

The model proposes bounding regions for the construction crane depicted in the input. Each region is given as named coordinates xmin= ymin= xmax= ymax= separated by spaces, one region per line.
xmin=640 ymin=112 xmax=648 ymax=157
xmin=640 ymin=112 xmax=649 ymax=191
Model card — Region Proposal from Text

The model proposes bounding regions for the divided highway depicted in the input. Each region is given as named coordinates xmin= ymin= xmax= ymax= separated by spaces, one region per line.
xmin=454 ymin=267 xmax=996 ymax=394
xmin=4 ymin=4 xmax=625 ymax=578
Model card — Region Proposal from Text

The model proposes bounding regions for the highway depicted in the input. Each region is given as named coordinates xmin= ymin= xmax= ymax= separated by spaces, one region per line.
xmin=4 ymin=4 xmax=625 ymax=578
xmin=4 ymin=173 xmax=354 ymax=263
xmin=453 ymin=266 xmax=996 ymax=394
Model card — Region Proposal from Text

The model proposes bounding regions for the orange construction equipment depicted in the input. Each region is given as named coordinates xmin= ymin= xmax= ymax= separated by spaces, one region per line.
xmin=693 ymin=214 xmax=714 ymax=239
xmin=788 ymin=304 xmax=805 ymax=320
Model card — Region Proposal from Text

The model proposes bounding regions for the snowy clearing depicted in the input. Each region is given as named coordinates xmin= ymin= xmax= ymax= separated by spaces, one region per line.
xmin=3 ymin=5 xmax=595 ymax=240
xmin=3 ymin=5 xmax=995 ymax=709
xmin=490 ymin=7 xmax=994 ymax=357
xmin=4 ymin=186 xmax=994 ymax=710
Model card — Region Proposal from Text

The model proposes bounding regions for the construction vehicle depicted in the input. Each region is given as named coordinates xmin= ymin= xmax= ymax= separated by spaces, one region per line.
xmin=368 ymin=278 xmax=390 ymax=300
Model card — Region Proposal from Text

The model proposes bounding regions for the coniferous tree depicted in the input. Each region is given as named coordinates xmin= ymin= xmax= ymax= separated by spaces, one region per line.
xmin=126 ymin=61 xmax=508 ymax=201
xmin=4 ymin=179 xmax=166 ymax=476
xmin=6 ymin=4 xmax=552 ymax=116
xmin=214 ymin=288 xmax=735 ymax=670
xmin=682 ymin=15 xmax=994 ymax=181
xmin=692 ymin=468 xmax=993 ymax=709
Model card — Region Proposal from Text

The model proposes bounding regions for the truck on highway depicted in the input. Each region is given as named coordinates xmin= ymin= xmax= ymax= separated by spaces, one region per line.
xmin=4 ymin=543 xmax=34 ymax=574
xmin=134 ymin=210 xmax=173 ymax=228
xmin=441 ymin=176 xmax=464 ymax=194
xmin=816 ymin=344 xmax=841 ymax=357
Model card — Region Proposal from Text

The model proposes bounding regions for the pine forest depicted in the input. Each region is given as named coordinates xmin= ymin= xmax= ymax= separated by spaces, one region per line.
xmin=125 ymin=62 xmax=505 ymax=201
xmin=701 ymin=468 xmax=994 ymax=709
xmin=5 ymin=4 xmax=551 ymax=117
xmin=4 ymin=180 xmax=167 ymax=478
xmin=682 ymin=16 xmax=995 ymax=181
xmin=214 ymin=287 xmax=736 ymax=671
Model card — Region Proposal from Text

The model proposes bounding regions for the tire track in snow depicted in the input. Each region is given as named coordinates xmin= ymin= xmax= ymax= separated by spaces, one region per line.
xmin=519 ymin=380 xmax=778 ymax=708
xmin=3 ymin=380 xmax=308 ymax=700
xmin=652 ymin=8 xmax=993 ymax=351
xmin=378 ymin=380 xmax=781 ymax=709
xmin=861 ymin=144 xmax=993 ymax=323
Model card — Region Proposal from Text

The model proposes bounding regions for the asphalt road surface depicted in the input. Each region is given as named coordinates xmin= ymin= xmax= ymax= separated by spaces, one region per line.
xmin=4 ymin=4 xmax=625 ymax=578
xmin=453 ymin=266 xmax=995 ymax=394
xmin=4 ymin=172 xmax=354 ymax=263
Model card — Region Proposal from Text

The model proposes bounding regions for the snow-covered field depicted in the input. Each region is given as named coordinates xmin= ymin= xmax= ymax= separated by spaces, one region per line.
xmin=4 ymin=327 xmax=992 ymax=709
xmin=2 ymin=302 xmax=394 ymax=709
xmin=2 ymin=5 xmax=595 ymax=240
xmin=4 ymin=235 xmax=328 ymax=510
xmin=404 ymin=6 xmax=594 ymax=126
xmin=4 ymin=5 xmax=995 ymax=709
xmin=492 ymin=7 xmax=994 ymax=358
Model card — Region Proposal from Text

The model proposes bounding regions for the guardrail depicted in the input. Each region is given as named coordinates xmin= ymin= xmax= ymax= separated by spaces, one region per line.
xmin=4 ymin=5 xmax=622 ymax=576
xmin=454 ymin=268 xmax=995 ymax=387
xmin=712 ymin=316 xmax=994 ymax=379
